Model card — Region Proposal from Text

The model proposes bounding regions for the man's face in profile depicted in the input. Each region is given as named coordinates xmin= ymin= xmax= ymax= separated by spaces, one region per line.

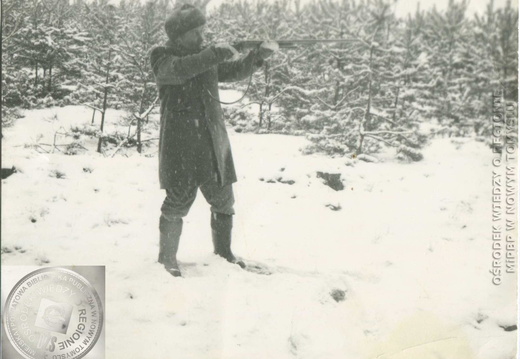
xmin=179 ymin=25 xmax=204 ymax=50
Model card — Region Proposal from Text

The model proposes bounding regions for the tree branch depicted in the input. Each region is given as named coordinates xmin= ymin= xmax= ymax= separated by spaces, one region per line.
xmin=364 ymin=130 xmax=413 ymax=135
xmin=364 ymin=134 xmax=398 ymax=147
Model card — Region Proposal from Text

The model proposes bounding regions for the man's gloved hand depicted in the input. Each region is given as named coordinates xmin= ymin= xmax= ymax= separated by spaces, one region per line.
xmin=258 ymin=40 xmax=279 ymax=60
xmin=213 ymin=43 xmax=240 ymax=61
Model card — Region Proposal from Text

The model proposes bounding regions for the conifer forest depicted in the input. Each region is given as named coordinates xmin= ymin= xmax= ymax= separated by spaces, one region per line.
xmin=2 ymin=0 xmax=518 ymax=159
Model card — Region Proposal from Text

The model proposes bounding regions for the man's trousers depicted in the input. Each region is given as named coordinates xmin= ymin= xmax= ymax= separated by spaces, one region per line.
xmin=160 ymin=181 xmax=235 ymax=220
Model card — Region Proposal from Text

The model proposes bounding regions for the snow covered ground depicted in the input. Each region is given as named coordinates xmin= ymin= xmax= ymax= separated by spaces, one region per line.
xmin=1 ymin=106 xmax=517 ymax=359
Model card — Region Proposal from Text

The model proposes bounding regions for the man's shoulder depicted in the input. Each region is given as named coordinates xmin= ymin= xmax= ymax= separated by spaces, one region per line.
xmin=151 ymin=45 xmax=165 ymax=53
xmin=150 ymin=46 xmax=181 ymax=72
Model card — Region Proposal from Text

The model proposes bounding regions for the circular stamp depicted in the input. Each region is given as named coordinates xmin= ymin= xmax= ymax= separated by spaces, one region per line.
xmin=3 ymin=268 xmax=103 ymax=359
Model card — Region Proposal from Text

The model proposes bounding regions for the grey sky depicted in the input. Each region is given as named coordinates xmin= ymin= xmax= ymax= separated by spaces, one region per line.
xmin=205 ymin=0 xmax=518 ymax=17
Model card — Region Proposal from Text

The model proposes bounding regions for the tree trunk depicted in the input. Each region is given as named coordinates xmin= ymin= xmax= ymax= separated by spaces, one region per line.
xmin=267 ymin=102 xmax=272 ymax=130
xmin=97 ymin=108 xmax=107 ymax=153
xmin=260 ymin=62 xmax=270 ymax=128
xmin=259 ymin=103 xmax=263 ymax=127
xmin=97 ymin=48 xmax=113 ymax=153
xmin=358 ymin=43 xmax=375 ymax=154
xmin=392 ymin=86 xmax=400 ymax=123
xmin=48 ymin=63 xmax=53 ymax=93
xmin=333 ymin=57 xmax=341 ymax=106
xmin=137 ymin=83 xmax=146 ymax=154
xmin=137 ymin=117 xmax=142 ymax=153
xmin=357 ymin=134 xmax=365 ymax=154
xmin=35 ymin=62 xmax=39 ymax=88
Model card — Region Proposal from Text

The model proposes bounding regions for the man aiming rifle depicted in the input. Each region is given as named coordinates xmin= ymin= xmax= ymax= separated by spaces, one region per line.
xmin=150 ymin=4 xmax=276 ymax=277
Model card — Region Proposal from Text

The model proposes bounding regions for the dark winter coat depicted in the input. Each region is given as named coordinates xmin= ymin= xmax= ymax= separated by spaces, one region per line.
xmin=150 ymin=41 xmax=263 ymax=189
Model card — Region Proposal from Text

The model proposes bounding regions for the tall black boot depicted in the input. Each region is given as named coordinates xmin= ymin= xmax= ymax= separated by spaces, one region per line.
xmin=211 ymin=212 xmax=245 ymax=269
xmin=158 ymin=216 xmax=183 ymax=277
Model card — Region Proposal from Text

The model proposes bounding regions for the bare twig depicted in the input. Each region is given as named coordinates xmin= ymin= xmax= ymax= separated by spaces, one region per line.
xmin=53 ymin=128 xmax=68 ymax=153
xmin=369 ymin=111 xmax=398 ymax=126
xmin=133 ymin=96 xmax=159 ymax=120
xmin=139 ymin=138 xmax=159 ymax=143
xmin=110 ymin=138 xmax=129 ymax=158
xmin=316 ymin=96 xmax=336 ymax=109
xmin=364 ymin=134 xmax=398 ymax=147
xmin=35 ymin=145 xmax=50 ymax=153
xmin=84 ymin=103 xmax=103 ymax=113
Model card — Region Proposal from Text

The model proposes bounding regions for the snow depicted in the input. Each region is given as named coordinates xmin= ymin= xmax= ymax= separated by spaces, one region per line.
xmin=1 ymin=106 xmax=517 ymax=359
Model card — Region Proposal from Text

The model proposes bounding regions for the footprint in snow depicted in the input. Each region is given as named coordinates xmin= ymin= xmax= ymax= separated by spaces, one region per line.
xmin=173 ymin=260 xmax=272 ymax=277
xmin=243 ymin=261 xmax=272 ymax=275
xmin=1 ymin=246 xmax=27 ymax=255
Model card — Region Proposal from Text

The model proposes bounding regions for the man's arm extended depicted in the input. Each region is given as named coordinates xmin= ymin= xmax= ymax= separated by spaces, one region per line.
xmin=151 ymin=46 xmax=231 ymax=85
xmin=217 ymin=49 xmax=264 ymax=83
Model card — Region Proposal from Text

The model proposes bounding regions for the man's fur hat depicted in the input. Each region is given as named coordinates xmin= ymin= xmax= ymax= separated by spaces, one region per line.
xmin=165 ymin=4 xmax=206 ymax=41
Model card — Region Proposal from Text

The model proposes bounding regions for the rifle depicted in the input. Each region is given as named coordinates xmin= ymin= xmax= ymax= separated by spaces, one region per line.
xmin=232 ymin=39 xmax=353 ymax=51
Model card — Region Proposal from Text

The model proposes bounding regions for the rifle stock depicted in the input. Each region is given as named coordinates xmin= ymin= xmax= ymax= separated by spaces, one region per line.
xmin=232 ymin=39 xmax=352 ymax=51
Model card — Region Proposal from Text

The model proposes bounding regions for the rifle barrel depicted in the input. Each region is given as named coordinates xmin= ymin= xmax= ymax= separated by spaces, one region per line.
xmin=232 ymin=39 xmax=352 ymax=50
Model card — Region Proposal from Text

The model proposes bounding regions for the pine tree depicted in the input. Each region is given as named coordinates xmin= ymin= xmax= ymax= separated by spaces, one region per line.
xmin=81 ymin=2 xmax=123 ymax=153
xmin=420 ymin=0 xmax=473 ymax=135
xmin=296 ymin=0 xmax=364 ymax=154
xmin=472 ymin=0 xmax=518 ymax=146
xmin=117 ymin=0 xmax=166 ymax=152
xmin=494 ymin=0 xmax=518 ymax=101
